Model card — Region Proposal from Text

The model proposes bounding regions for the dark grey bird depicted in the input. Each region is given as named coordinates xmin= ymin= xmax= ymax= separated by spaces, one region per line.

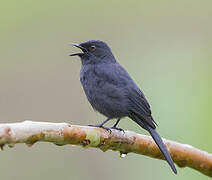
xmin=70 ymin=40 xmax=177 ymax=174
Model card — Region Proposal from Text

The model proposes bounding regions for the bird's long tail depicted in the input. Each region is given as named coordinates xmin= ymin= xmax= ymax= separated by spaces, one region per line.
xmin=146 ymin=126 xmax=177 ymax=174
xmin=130 ymin=115 xmax=177 ymax=174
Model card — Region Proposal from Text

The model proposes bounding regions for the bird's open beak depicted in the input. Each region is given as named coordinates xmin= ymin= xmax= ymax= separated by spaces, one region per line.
xmin=69 ymin=43 xmax=87 ymax=56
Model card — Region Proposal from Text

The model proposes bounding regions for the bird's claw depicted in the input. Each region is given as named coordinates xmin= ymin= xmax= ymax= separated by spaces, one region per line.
xmin=101 ymin=126 xmax=112 ymax=133
xmin=88 ymin=124 xmax=112 ymax=133
xmin=111 ymin=127 xmax=125 ymax=133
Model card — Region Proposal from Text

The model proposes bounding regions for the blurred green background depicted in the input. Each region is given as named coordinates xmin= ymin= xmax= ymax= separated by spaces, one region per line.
xmin=0 ymin=0 xmax=212 ymax=179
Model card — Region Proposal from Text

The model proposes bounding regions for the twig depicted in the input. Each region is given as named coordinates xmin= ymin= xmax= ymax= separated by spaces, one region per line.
xmin=0 ymin=120 xmax=211 ymax=177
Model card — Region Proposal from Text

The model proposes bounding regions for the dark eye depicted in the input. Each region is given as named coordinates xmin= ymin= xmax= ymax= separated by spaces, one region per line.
xmin=89 ymin=45 xmax=96 ymax=51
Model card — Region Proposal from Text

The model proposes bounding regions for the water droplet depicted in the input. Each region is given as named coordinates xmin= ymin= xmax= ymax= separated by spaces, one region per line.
xmin=120 ymin=152 xmax=127 ymax=158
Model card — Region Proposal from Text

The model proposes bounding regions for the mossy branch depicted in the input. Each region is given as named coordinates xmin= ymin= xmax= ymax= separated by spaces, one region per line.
xmin=0 ymin=120 xmax=211 ymax=177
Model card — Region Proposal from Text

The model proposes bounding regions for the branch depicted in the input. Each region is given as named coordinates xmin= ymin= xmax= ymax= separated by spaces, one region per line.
xmin=0 ymin=121 xmax=211 ymax=177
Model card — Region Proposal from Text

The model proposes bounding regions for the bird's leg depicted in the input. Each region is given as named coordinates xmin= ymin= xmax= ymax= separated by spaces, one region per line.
xmin=88 ymin=118 xmax=112 ymax=132
xmin=112 ymin=118 xmax=120 ymax=128
xmin=88 ymin=118 xmax=111 ymax=127
xmin=111 ymin=119 xmax=124 ymax=132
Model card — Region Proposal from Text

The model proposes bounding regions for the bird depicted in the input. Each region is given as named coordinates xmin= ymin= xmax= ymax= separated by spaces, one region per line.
xmin=70 ymin=40 xmax=177 ymax=174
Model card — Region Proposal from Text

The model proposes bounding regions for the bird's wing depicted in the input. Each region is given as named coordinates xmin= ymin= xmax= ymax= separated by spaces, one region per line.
xmin=127 ymin=87 xmax=157 ymax=129
xmin=128 ymin=88 xmax=151 ymax=116
xmin=108 ymin=63 xmax=157 ymax=128
xmin=95 ymin=62 xmax=157 ymax=128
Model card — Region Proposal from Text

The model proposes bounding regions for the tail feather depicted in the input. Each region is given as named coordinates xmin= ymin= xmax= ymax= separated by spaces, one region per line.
xmin=130 ymin=114 xmax=177 ymax=174
xmin=146 ymin=126 xmax=177 ymax=174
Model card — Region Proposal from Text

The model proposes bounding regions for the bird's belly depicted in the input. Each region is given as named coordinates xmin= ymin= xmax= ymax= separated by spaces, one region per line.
xmin=89 ymin=95 xmax=129 ymax=118
xmin=81 ymin=76 xmax=129 ymax=118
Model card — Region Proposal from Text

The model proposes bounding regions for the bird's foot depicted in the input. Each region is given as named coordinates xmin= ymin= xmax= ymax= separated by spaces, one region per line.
xmin=111 ymin=126 xmax=125 ymax=133
xmin=88 ymin=124 xmax=112 ymax=133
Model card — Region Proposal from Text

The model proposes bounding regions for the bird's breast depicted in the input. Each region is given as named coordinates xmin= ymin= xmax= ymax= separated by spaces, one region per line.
xmin=80 ymin=67 xmax=105 ymax=101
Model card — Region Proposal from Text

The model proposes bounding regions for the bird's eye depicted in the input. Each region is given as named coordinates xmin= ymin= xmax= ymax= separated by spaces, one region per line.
xmin=89 ymin=45 xmax=96 ymax=51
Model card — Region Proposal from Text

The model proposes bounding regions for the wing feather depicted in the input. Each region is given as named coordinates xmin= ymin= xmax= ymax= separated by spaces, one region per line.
xmin=128 ymin=88 xmax=157 ymax=128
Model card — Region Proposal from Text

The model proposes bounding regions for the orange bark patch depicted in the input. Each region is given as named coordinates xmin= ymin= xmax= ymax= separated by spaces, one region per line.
xmin=64 ymin=126 xmax=86 ymax=144
xmin=0 ymin=127 xmax=11 ymax=139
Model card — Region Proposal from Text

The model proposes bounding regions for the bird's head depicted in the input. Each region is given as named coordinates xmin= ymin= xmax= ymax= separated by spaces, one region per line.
xmin=70 ymin=40 xmax=116 ymax=65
